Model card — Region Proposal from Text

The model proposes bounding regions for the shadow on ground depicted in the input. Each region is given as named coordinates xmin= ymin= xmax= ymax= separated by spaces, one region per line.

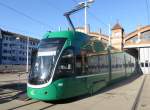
xmin=0 ymin=73 xmax=142 ymax=104
xmin=0 ymin=83 xmax=27 ymax=104
xmin=47 ymin=73 xmax=143 ymax=104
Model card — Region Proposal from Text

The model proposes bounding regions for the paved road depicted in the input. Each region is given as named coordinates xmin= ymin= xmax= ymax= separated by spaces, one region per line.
xmin=0 ymin=73 xmax=145 ymax=110
xmin=0 ymin=73 xmax=27 ymax=86
xmin=136 ymin=75 xmax=150 ymax=110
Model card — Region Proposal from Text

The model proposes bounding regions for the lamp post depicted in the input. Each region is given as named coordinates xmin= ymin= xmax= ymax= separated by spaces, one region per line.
xmin=108 ymin=24 xmax=111 ymax=46
xmin=79 ymin=0 xmax=94 ymax=34
xmin=26 ymin=36 xmax=29 ymax=73
xmin=16 ymin=36 xmax=20 ymax=89
xmin=16 ymin=37 xmax=20 ymax=65
xmin=84 ymin=0 xmax=87 ymax=33
xmin=64 ymin=0 xmax=94 ymax=32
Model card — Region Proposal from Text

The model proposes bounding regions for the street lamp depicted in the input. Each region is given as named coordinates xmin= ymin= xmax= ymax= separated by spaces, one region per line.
xmin=64 ymin=0 xmax=94 ymax=32
xmin=78 ymin=0 xmax=94 ymax=33
xmin=15 ymin=36 xmax=21 ymax=89
xmin=16 ymin=36 xmax=29 ymax=73
xmin=16 ymin=37 xmax=20 ymax=65
xmin=10 ymin=37 xmax=19 ymax=71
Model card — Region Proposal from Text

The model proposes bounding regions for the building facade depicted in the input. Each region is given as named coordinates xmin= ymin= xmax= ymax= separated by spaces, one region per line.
xmin=0 ymin=28 xmax=39 ymax=65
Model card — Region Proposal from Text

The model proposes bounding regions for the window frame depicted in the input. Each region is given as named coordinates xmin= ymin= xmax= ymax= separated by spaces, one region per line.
xmin=54 ymin=47 xmax=75 ymax=79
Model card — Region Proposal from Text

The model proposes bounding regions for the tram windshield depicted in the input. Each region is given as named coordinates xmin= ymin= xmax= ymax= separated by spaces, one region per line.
xmin=28 ymin=38 xmax=66 ymax=85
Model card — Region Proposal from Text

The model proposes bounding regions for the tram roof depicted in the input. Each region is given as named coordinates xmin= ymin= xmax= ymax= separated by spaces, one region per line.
xmin=42 ymin=31 xmax=89 ymax=40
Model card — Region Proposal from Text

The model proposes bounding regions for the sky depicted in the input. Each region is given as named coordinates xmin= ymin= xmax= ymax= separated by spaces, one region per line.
xmin=0 ymin=0 xmax=149 ymax=39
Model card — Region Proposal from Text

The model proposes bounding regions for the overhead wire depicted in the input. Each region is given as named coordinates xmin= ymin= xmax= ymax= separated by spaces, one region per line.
xmin=0 ymin=0 xmax=110 ymax=34
xmin=71 ymin=0 xmax=109 ymax=34
xmin=41 ymin=0 xmax=69 ymax=29
xmin=0 ymin=1 xmax=50 ymax=28
xmin=71 ymin=0 xmax=79 ymax=4
xmin=88 ymin=10 xmax=110 ymax=34
xmin=0 ymin=24 xmax=41 ymax=38
xmin=44 ymin=0 xmax=63 ymax=13
xmin=88 ymin=10 xmax=108 ymax=28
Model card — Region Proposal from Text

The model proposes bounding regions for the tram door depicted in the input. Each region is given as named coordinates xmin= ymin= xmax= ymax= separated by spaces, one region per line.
xmin=140 ymin=47 xmax=150 ymax=74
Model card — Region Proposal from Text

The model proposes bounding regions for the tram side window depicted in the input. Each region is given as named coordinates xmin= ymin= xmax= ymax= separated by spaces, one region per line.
xmin=55 ymin=49 xmax=74 ymax=78
xmin=76 ymin=55 xmax=82 ymax=74
xmin=76 ymin=54 xmax=87 ymax=74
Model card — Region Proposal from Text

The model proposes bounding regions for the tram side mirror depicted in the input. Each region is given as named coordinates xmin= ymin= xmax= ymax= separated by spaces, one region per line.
xmin=31 ymin=49 xmax=38 ymax=65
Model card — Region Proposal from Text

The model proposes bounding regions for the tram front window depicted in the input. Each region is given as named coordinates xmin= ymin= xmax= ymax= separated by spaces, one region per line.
xmin=29 ymin=38 xmax=66 ymax=85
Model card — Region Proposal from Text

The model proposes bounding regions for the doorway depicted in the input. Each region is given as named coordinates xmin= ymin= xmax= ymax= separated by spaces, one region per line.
xmin=140 ymin=47 xmax=150 ymax=74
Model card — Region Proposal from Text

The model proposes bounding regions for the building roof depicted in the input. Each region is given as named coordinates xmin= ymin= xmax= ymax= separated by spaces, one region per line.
xmin=0 ymin=28 xmax=39 ymax=42
xmin=112 ymin=23 xmax=123 ymax=30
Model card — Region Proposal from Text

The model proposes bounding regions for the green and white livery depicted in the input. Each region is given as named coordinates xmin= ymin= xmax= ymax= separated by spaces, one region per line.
xmin=27 ymin=31 xmax=137 ymax=101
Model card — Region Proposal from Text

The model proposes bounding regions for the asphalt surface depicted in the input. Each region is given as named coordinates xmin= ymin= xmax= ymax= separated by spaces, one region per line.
xmin=0 ymin=73 xmax=148 ymax=110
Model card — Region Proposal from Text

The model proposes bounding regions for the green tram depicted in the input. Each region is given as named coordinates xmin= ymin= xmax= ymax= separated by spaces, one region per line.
xmin=27 ymin=31 xmax=137 ymax=101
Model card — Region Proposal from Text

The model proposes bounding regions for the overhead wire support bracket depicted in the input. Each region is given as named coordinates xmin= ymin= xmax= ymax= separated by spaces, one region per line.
xmin=63 ymin=3 xmax=85 ymax=31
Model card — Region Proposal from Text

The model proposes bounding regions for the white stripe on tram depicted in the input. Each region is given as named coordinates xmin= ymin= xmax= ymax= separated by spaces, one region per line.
xmin=76 ymin=72 xmax=109 ymax=79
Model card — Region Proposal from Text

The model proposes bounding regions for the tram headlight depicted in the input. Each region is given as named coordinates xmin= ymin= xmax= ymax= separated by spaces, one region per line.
xmin=31 ymin=90 xmax=35 ymax=95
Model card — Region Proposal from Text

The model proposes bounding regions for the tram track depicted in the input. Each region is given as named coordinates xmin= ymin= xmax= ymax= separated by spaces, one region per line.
xmin=7 ymin=100 xmax=57 ymax=110
xmin=0 ymin=90 xmax=26 ymax=104
xmin=2 ymin=89 xmax=58 ymax=110
xmin=38 ymin=104 xmax=57 ymax=110
xmin=0 ymin=89 xmax=19 ymax=95
xmin=0 ymin=88 xmax=23 ymax=98
xmin=7 ymin=100 xmax=40 ymax=110
xmin=131 ymin=75 xmax=147 ymax=110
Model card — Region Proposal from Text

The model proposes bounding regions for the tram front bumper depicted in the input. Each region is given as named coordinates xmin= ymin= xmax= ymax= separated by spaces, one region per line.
xmin=27 ymin=84 xmax=57 ymax=101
